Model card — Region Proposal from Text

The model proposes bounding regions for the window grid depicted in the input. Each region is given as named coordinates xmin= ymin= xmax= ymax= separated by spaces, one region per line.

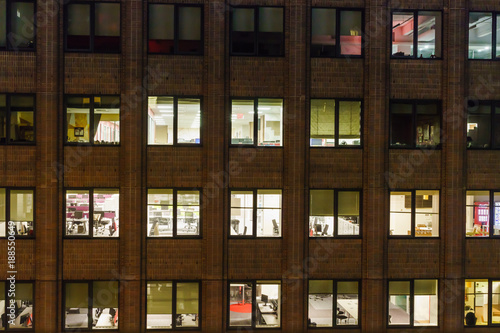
xmin=0 ymin=0 xmax=36 ymax=51
xmin=464 ymin=279 xmax=500 ymax=326
xmin=468 ymin=11 xmax=499 ymax=60
xmin=0 ymin=94 xmax=36 ymax=145
xmin=466 ymin=101 xmax=500 ymax=149
xmin=465 ymin=190 xmax=500 ymax=238
xmin=0 ymin=187 xmax=35 ymax=238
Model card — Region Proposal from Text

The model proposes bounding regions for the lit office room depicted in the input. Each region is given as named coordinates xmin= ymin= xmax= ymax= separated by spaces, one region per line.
xmin=229 ymin=281 xmax=280 ymax=328
xmin=0 ymin=189 xmax=34 ymax=237
xmin=468 ymin=12 xmax=500 ymax=59
xmin=464 ymin=279 xmax=500 ymax=325
xmin=389 ymin=191 xmax=439 ymax=237
xmin=0 ymin=282 xmax=33 ymax=329
xmin=465 ymin=191 xmax=500 ymax=237
xmin=147 ymin=96 xmax=201 ymax=145
xmin=65 ymin=190 xmax=119 ymax=237
xmin=0 ymin=94 xmax=35 ymax=144
xmin=230 ymin=99 xmax=283 ymax=146
xmin=308 ymin=280 xmax=359 ymax=327
xmin=388 ymin=280 xmax=438 ymax=326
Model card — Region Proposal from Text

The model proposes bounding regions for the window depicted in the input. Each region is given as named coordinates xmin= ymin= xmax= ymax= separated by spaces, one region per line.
xmin=309 ymin=190 xmax=361 ymax=237
xmin=465 ymin=190 xmax=500 ymax=237
xmin=392 ymin=11 xmax=442 ymax=59
xmin=390 ymin=190 xmax=439 ymax=237
xmin=64 ymin=281 xmax=118 ymax=330
xmin=147 ymin=96 xmax=201 ymax=145
xmin=0 ymin=94 xmax=35 ymax=144
xmin=231 ymin=98 xmax=283 ymax=147
xmin=230 ymin=7 xmax=284 ymax=56
xmin=146 ymin=281 xmax=200 ymax=329
xmin=467 ymin=101 xmax=500 ymax=149
xmin=464 ymin=279 xmax=500 ymax=326
xmin=65 ymin=189 xmax=119 ymax=238
xmin=388 ymin=279 xmax=438 ymax=326
xmin=0 ymin=188 xmax=34 ymax=238
xmin=0 ymin=281 xmax=33 ymax=329
xmin=228 ymin=281 xmax=280 ymax=328
xmin=230 ymin=190 xmax=281 ymax=237
xmin=308 ymin=280 xmax=359 ymax=327
xmin=65 ymin=2 xmax=120 ymax=52
xmin=468 ymin=12 xmax=500 ymax=59
xmin=0 ymin=0 xmax=35 ymax=51
xmin=65 ymin=95 xmax=120 ymax=145
xmin=310 ymin=99 xmax=362 ymax=147
xmin=311 ymin=8 xmax=362 ymax=57
xmin=148 ymin=4 xmax=202 ymax=54
xmin=147 ymin=189 xmax=200 ymax=237
xmin=390 ymin=101 xmax=441 ymax=148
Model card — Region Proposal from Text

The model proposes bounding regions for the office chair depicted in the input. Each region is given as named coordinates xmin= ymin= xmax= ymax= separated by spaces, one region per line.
xmin=272 ymin=219 xmax=279 ymax=236
xmin=322 ymin=224 xmax=329 ymax=236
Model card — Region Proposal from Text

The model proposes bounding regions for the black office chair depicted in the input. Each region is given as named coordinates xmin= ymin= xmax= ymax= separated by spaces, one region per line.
xmin=322 ymin=224 xmax=329 ymax=236
xmin=272 ymin=219 xmax=279 ymax=236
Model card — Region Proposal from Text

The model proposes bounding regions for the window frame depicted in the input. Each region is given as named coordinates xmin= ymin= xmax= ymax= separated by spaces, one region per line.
xmin=146 ymin=280 xmax=201 ymax=330
xmin=310 ymin=7 xmax=364 ymax=58
xmin=0 ymin=280 xmax=35 ymax=330
xmin=64 ymin=188 xmax=120 ymax=239
xmin=147 ymin=3 xmax=203 ymax=55
xmin=391 ymin=10 xmax=443 ymax=60
xmin=1 ymin=187 xmax=35 ymax=239
xmin=64 ymin=1 xmax=122 ymax=53
xmin=309 ymin=98 xmax=363 ymax=148
xmin=146 ymin=188 xmax=202 ymax=239
xmin=229 ymin=189 xmax=282 ymax=239
xmin=468 ymin=11 xmax=499 ymax=60
xmin=0 ymin=93 xmax=36 ymax=145
xmin=466 ymin=101 xmax=500 ymax=149
xmin=389 ymin=100 xmax=442 ymax=149
xmin=147 ymin=95 xmax=203 ymax=146
xmin=464 ymin=278 xmax=500 ymax=327
xmin=308 ymin=189 xmax=362 ymax=238
xmin=229 ymin=5 xmax=285 ymax=57
xmin=389 ymin=189 xmax=440 ymax=238
xmin=0 ymin=0 xmax=36 ymax=51
xmin=465 ymin=189 xmax=500 ymax=238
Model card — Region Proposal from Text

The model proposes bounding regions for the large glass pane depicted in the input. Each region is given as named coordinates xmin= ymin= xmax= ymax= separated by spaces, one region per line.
xmin=0 ymin=94 xmax=6 ymax=143
xmin=392 ymin=12 xmax=414 ymax=57
xmin=94 ymin=96 xmax=120 ymax=145
xmin=469 ymin=12 xmax=493 ymax=59
xmin=10 ymin=1 xmax=35 ymax=49
xmin=0 ymin=1 xmax=6 ymax=47
xmin=93 ymin=190 xmax=119 ymax=238
xmin=92 ymin=281 xmax=118 ymax=330
xmin=9 ymin=189 xmax=33 ymax=236
xmin=338 ymin=191 xmax=360 ymax=236
xmin=0 ymin=188 xmax=5 ymax=237
xmin=256 ymin=281 xmax=280 ymax=328
xmin=257 ymin=190 xmax=281 ymax=237
xmin=310 ymin=99 xmax=335 ymax=147
xmin=148 ymin=96 xmax=174 ymax=145
xmin=231 ymin=8 xmax=255 ymax=54
xmin=177 ymin=190 xmax=200 ymax=236
xmin=258 ymin=7 xmax=283 ymax=56
xmin=94 ymin=3 xmax=120 ymax=52
xmin=339 ymin=101 xmax=361 ymax=146
xmin=177 ymin=98 xmax=201 ymax=144
xmin=10 ymin=95 xmax=34 ymax=143
xmin=465 ymin=279 xmax=488 ymax=326
xmin=415 ymin=190 xmax=439 ymax=237
xmin=232 ymin=100 xmax=255 ymax=145
xmin=11 ymin=283 xmax=33 ymax=329
xmin=148 ymin=4 xmax=173 ymax=53
xmin=311 ymin=8 xmax=336 ymax=57
xmin=147 ymin=189 xmax=173 ymax=237
xmin=414 ymin=280 xmax=438 ymax=326
xmin=494 ymin=192 xmax=500 ymax=236
xmin=178 ymin=6 xmax=202 ymax=54
xmin=257 ymin=99 xmax=282 ymax=146
xmin=466 ymin=191 xmax=490 ymax=237
xmin=67 ymin=96 xmax=90 ymax=143
xmin=229 ymin=282 xmax=252 ymax=327
xmin=388 ymin=281 xmax=410 ymax=325
xmin=337 ymin=281 xmax=359 ymax=325
xmin=417 ymin=12 xmax=441 ymax=58
xmin=340 ymin=11 xmax=362 ymax=56
xmin=65 ymin=283 xmax=89 ymax=329
xmin=231 ymin=191 xmax=253 ymax=236
xmin=176 ymin=283 xmax=199 ymax=328
xmin=390 ymin=191 xmax=412 ymax=236
xmin=67 ymin=4 xmax=90 ymax=50
xmin=308 ymin=280 xmax=333 ymax=327
xmin=147 ymin=281 xmax=172 ymax=329
xmin=66 ymin=190 xmax=90 ymax=236
xmin=467 ymin=102 xmax=491 ymax=148
xmin=309 ymin=190 xmax=334 ymax=237
xmin=416 ymin=103 xmax=440 ymax=147
xmin=391 ymin=103 xmax=413 ymax=147
xmin=492 ymin=281 xmax=500 ymax=324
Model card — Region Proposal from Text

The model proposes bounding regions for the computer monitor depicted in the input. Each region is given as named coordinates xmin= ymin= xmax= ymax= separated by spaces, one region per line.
xmin=74 ymin=211 xmax=83 ymax=219
xmin=315 ymin=224 xmax=322 ymax=233
xmin=261 ymin=294 xmax=268 ymax=305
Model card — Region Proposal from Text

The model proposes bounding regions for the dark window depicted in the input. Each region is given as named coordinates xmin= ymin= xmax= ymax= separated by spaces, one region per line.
xmin=467 ymin=101 xmax=500 ymax=149
xmin=230 ymin=6 xmax=284 ymax=56
xmin=146 ymin=281 xmax=200 ymax=329
xmin=390 ymin=190 xmax=439 ymax=237
xmin=469 ymin=12 xmax=500 ymax=59
xmin=465 ymin=190 xmax=500 ymax=237
xmin=0 ymin=281 xmax=34 ymax=329
xmin=390 ymin=101 xmax=441 ymax=148
xmin=311 ymin=8 xmax=363 ymax=57
xmin=388 ymin=280 xmax=438 ymax=326
xmin=148 ymin=4 xmax=202 ymax=54
xmin=64 ymin=281 xmax=118 ymax=330
xmin=392 ymin=11 xmax=442 ymax=59
xmin=0 ymin=94 xmax=35 ymax=144
xmin=65 ymin=2 xmax=120 ymax=53
xmin=0 ymin=188 xmax=34 ymax=238
xmin=65 ymin=95 xmax=120 ymax=145
xmin=0 ymin=0 xmax=35 ymax=51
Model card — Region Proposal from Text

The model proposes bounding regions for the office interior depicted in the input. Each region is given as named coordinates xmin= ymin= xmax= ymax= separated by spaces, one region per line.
xmin=147 ymin=97 xmax=201 ymax=145
xmin=466 ymin=102 xmax=500 ymax=149
xmin=390 ymin=191 xmax=439 ymax=236
xmin=468 ymin=13 xmax=500 ymax=59
xmin=0 ymin=95 xmax=35 ymax=143
xmin=464 ymin=280 xmax=500 ymax=326
xmin=388 ymin=280 xmax=438 ymax=326
xmin=0 ymin=189 xmax=34 ymax=237
xmin=0 ymin=283 xmax=33 ymax=329
xmin=465 ymin=191 xmax=500 ymax=237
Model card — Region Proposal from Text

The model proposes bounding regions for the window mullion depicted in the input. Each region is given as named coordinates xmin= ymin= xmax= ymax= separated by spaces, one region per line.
xmin=335 ymin=99 xmax=340 ymax=147
xmin=411 ymin=190 xmax=416 ymax=237
xmin=90 ymin=189 xmax=94 ymax=238
xmin=5 ymin=189 xmax=10 ymax=236
xmin=254 ymin=9 xmax=259 ymax=56
xmin=252 ymin=281 xmax=256 ymax=327
xmin=334 ymin=190 xmax=338 ymax=237
xmin=254 ymin=99 xmax=258 ymax=148
xmin=410 ymin=280 xmax=415 ymax=326
xmin=172 ymin=281 xmax=177 ymax=328
xmin=174 ymin=6 xmax=179 ymax=54
xmin=414 ymin=12 xmax=418 ymax=59
xmin=88 ymin=282 xmax=93 ymax=329
xmin=174 ymin=97 xmax=178 ymax=145
xmin=336 ymin=11 xmax=341 ymax=57
xmin=90 ymin=4 xmax=95 ymax=52
xmin=253 ymin=191 xmax=257 ymax=237
xmin=173 ymin=189 xmax=178 ymax=237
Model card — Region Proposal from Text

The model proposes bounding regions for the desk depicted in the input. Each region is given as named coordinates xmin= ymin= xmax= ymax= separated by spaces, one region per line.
xmin=66 ymin=313 xmax=88 ymax=328
xmin=14 ymin=306 xmax=32 ymax=327
xmin=337 ymin=298 xmax=359 ymax=325
xmin=257 ymin=303 xmax=279 ymax=326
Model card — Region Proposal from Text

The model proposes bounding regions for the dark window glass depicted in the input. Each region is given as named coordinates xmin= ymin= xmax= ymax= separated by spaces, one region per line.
xmin=466 ymin=101 xmax=500 ymax=149
xmin=0 ymin=0 xmax=35 ymax=50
